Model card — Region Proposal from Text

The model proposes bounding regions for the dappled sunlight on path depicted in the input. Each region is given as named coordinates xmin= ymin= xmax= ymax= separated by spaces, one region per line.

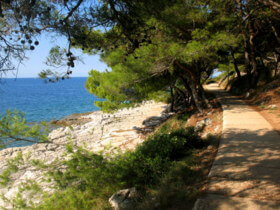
xmin=194 ymin=84 xmax=280 ymax=210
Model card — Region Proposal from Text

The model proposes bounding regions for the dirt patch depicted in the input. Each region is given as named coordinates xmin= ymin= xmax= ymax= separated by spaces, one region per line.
xmin=189 ymin=103 xmax=223 ymax=199
xmin=195 ymin=142 xmax=220 ymax=195
xmin=186 ymin=94 xmax=223 ymax=137
xmin=243 ymin=79 xmax=280 ymax=134
xmin=172 ymin=97 xmax=223 ymax=206
xmin=187 ymin=107 xmax=223 ymax=137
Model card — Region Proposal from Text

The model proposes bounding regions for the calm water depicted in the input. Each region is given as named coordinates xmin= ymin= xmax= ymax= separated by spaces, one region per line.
xmin=0 ymin=77 xmax=102 ymax=148
xmin=0 ymin=77 xmax=101 ymax=122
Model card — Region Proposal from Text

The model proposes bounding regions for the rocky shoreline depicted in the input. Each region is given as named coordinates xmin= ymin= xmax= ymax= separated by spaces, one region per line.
xmin=0 ymin=101 xmax=172 ymax=208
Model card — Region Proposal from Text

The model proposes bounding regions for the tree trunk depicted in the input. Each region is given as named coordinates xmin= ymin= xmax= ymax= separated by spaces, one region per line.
xmin=180 ymin=75 xmax=203 ymax=112
xmin=189 ymin=81 xmax=203 ymax=113
xmin=270 ymin=22 xmax=280 ymax=44
xmin=248 ymin=21 xmax=257 ymax=73
xmin=198 ymin=83 xmax=212 ymax=109
xmin=174 ymin=60 xmax=204 ymax=112
xmin=170 ymin=86 xmax=174 ymax=112
xmin=235 ymin=0 xmax=251 ymax=78
xmin=196 ymin=67 xmax=212 ymax=109
xmin=247 ymin=16 xmax=259 ymax=87
xmin=230 ymin=48 xmax=241 ymax=79
xmin=275 ymin=53 xmax=279 ymax=77
xmin=260 ymin=55 xmax=271 ymax=82
xmin=174 ymin=86 xmax=189 ymax=108
xmin=243 ymin=38 xmax=252 ymax=76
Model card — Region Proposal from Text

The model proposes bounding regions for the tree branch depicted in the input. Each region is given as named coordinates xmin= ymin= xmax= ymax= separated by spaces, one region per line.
xmin=63 ymin=0 xmax=84 ymax=22
xmin=6 ymin=135 xmax=51 ymax=144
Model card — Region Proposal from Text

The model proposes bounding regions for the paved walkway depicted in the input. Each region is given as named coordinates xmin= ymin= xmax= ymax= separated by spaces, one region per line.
xmin=194 ymin=84 xmax=280 ymax=210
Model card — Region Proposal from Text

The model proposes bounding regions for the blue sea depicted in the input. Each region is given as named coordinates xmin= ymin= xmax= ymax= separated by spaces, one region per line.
xmin=0 ymin=77 xmax=101 ymax=148
xmin=0 ymin=77 xmax=101 ymax=122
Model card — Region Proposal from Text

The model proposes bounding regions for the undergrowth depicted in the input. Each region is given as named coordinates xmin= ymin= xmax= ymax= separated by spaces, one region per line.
xmin=0 ymin=152 xmax=23 ymax=186
xmin=7 ymin=113 xmax=212 ymax=209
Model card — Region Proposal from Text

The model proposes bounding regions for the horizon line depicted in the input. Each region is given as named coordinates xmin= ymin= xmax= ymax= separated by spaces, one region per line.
xmin=2 ymin=76 xmax=89 ymax=79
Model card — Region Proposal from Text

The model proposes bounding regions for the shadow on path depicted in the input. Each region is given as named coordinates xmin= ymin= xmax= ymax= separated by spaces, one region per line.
xmin=194 ymin=84 xmax=280 ymax=210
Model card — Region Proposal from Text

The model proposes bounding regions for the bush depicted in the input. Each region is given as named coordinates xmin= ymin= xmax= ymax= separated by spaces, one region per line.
xmin=137 ymin=127 xmax=203 ymax=160
xmin=34 ymin=127 xmax=205 ymax=209
xmin=111 ymin=127 xmax=204 ymax=188
xmin=0 ymin=110 xmax=50 ymax=149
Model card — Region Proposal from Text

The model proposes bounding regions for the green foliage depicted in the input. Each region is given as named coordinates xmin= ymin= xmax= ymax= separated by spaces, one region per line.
xmin=43 ymin=46 xmax=67 ymax=68
xmin=34 ymin=126 xmax=205 ymax=209
xmin=137 ymin=156 xmax=201 ymax=209
xmin=83 ymin=0 xmax=246 ymax=112
xmin=7 ymin=193 xmax=29 ymax=209
xmin=176 ymin=111 xmax=193 ymax=122
xmin=0 ymin=110 xmax=50 ymax=149
xmin=86 ymin=47 xmax=173 ymax=112
xmin=81 ymin=0 xmax=280 ymax=112
xmin=136 ymin=127 xmax=202 ymax=163
xmin=147 ymin=90 xmax=170 ymax=103
xmin=30 ymin=159 xmax=49 ymax=169
xmin=37 ymin=188 xmax=108 ymax=210
xmin=19 ymin=180 xmax=42 ymax=195
xmin=114 ymin=127 xmax=204 ymax=188
xmin=0 ymin=152 xmax=23 ymax=186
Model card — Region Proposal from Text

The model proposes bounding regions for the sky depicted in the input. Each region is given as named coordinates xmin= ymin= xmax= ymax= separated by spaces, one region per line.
xmin=4 ymin=34 xmax=108 ymax=78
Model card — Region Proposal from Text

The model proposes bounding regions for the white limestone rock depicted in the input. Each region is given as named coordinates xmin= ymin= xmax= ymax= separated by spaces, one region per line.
xmin=0 ymin=101 xmax=169 ymax=209
xmin=109 ymin=187 xmax=138 ymax=210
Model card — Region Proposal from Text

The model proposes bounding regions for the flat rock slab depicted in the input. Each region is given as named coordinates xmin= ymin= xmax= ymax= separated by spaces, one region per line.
xmin=194 ymin=84 xmax=280 ymax=209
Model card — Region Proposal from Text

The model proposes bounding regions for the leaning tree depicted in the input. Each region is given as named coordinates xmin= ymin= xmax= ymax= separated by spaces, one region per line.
xmin=0 ymin=0 xmax=279 ymax=110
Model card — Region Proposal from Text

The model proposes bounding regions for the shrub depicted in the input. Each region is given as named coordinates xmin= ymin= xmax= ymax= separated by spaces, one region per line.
xmin=34 ymin=127 xmax=205 ymax=209
xmin=137 ymin=127 xmax=202 ymax=160
xmin=0 ymin=110 xmax=50 ymax=149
